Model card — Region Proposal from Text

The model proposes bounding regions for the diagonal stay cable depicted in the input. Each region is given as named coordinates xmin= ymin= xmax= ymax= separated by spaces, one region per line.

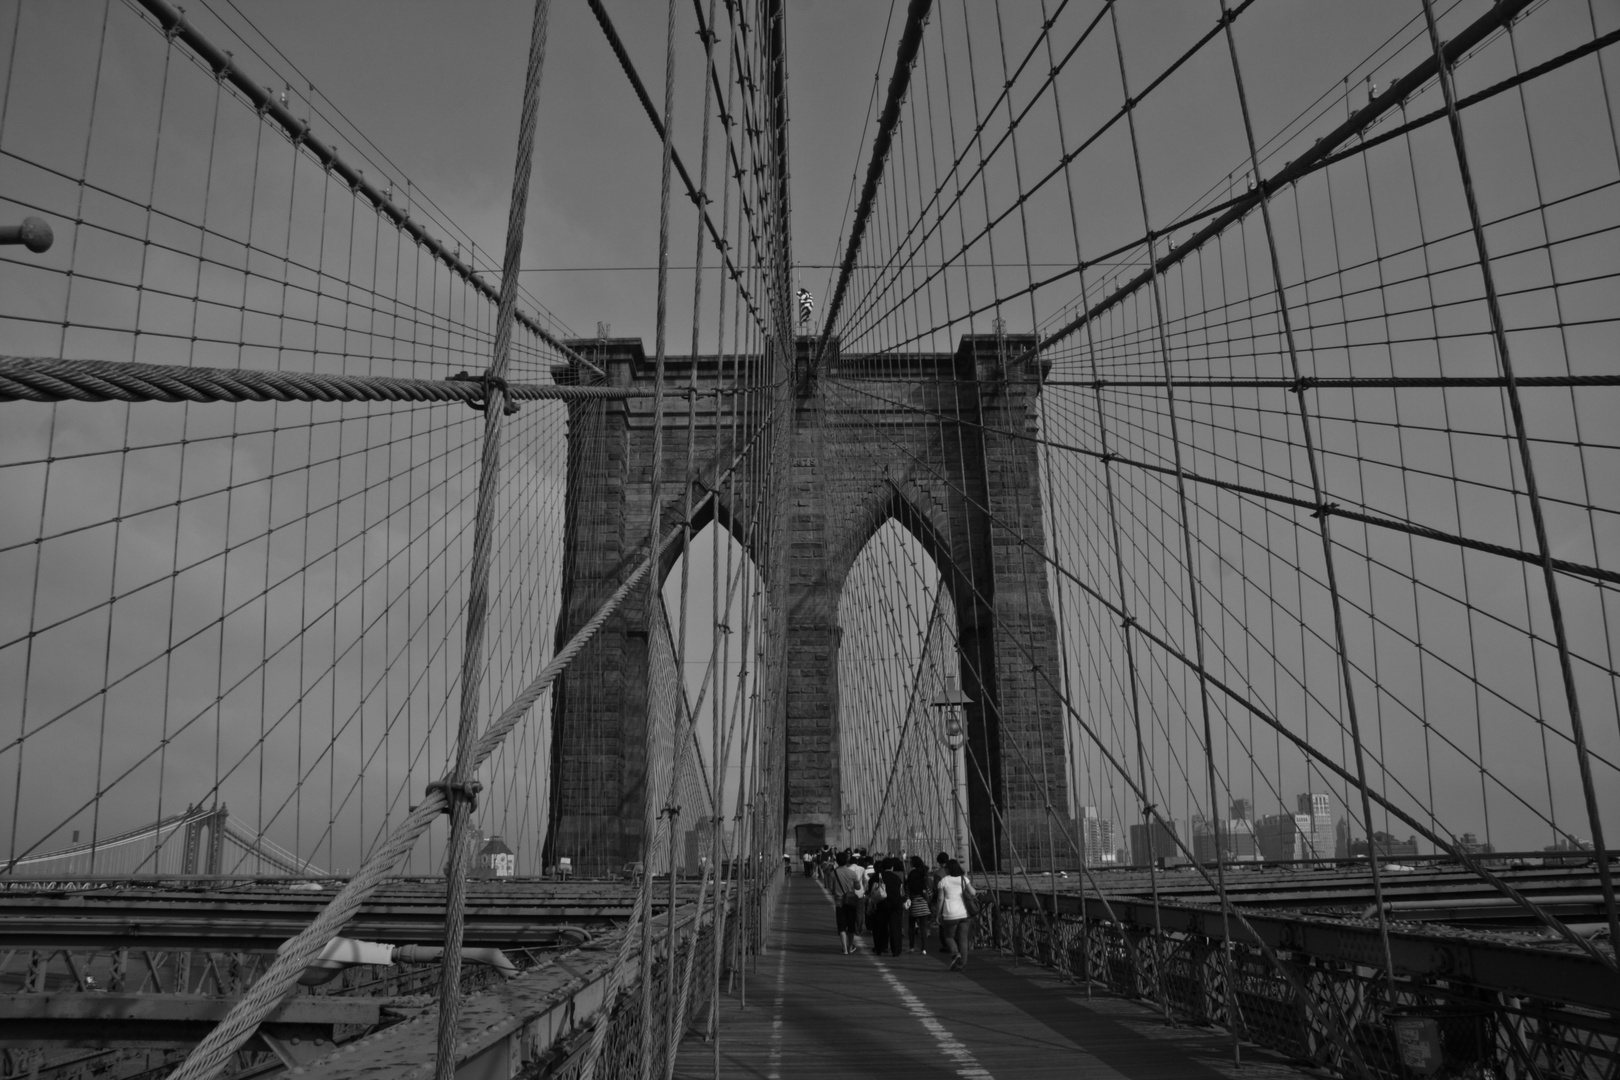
xmin=864 ymin=577 xmax=945 ymax=850
xmin=167 ymin=510 xmax=699 ymax=1080
xmin=131 ymin=0 xmax=603 ymax=379
xmin=1022 ymin=0 xmax=1534 ymax=367
xmin=810 ymin=0 xmax=933 ymax=375
xmin=823 ymin=380 xmax=1620 ymax=975
xmin=164 ymin=394 xmax=783 ymax=1078
xmin=585 ymin=0 xmax=768 ymax=337
xmin=435 ymin=1 xmax=553 ymax=1071
xmin=828 ymin=377 xmax=1620 ymax=591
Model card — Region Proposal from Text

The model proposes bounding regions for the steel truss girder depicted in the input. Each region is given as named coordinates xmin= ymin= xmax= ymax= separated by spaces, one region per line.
xmin=0 ymin=992 xmax=378 ymax=1049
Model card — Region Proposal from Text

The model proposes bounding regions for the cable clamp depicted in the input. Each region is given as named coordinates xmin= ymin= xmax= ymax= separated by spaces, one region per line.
xmin=449 ymin=370 xmax=520 ymax=415
xmin=696 ymin=27 xmax=719 ymax=47
xmin=1141 ymin=803 xmax=1157 ymax=818
xmin=426 ymin=779 xmax=483 ymax=813
xmin=1290 ymin=376 xmax=1316 ymax=394
xmin=1310 ymin=501 xmax=1339 ymax=520
xmin=1091 ymin=379 xmax=1106 ymax=391
xmin=1120 ymin=614 xmax=1136 ymax=630
xmin=661 ymin=804 xmax=682 ymax=819
xmin=1100 ymin=451 xmax=1116 ymax=466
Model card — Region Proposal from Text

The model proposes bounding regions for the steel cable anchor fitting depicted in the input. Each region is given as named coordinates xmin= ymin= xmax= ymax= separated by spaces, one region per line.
xmin=426 ymin=779 xmax=484 ymax=813
xmin=449 ymin=370 xmax=521 ymax=415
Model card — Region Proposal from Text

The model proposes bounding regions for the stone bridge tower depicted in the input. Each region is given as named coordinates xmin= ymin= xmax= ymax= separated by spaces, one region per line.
xmin=542 ymin=335 xmax=1072 ymax=874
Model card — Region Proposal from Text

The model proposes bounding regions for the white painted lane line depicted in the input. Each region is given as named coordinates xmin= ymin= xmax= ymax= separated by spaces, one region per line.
xmin=872 ymin=961 xmax=997 ymax=1080
xmin=765 ymin=897 xmax=789 ymax=1080
xmin=816 ymin=878 xmax=993 ymax=1076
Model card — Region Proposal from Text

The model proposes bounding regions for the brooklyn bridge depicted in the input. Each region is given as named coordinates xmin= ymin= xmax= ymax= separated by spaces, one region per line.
xmin=0 ymin=0 xmax=1616 ymax=1077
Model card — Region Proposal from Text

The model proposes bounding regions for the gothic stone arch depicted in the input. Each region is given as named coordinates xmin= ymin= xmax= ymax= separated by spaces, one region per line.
xmin=543 ymin=335 xmax=1072 ymax=873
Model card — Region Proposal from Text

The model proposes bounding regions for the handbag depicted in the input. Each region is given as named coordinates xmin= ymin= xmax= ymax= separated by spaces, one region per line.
xmin=907 ymin=895 xmax=931 ymax=918
xmin=961 ymin=881 xmax=981 ymax=918
xmin=869 ymin=878 xmax=887 ymax=903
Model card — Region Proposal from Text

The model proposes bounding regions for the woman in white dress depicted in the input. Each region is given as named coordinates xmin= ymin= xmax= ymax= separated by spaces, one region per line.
xmin=934 ymin=857 xmax=976 ymax=971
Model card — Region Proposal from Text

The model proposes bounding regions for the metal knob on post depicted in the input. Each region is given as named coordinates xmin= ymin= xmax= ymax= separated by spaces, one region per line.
xmin=0 ymin=216 xmax=53 ymax=253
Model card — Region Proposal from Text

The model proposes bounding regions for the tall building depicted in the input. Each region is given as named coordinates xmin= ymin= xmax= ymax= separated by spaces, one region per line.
xmin=1227 ymin=817 xmax=1258 ymax=859
xmin=1542 ymin=837 xmax=1591 ymax=865
xmin=1081 ymin=806 xmax=1119 ymax=867
xmin=1296 ymin=793 xmax=1333 ymax=860
xmin=1129 ymin=818 xmax=1177 ymax=867
xmin=1192 ymin=815 xmax=1217 ymax=863
xmin=1230 ymin=798 xmax=1251 ymax=822
xmin=1350 ymin=831 xmax=1419 ymax=858
xmin=1192 ymin=814 xmax=1259 ymax=862
xmin=1335 ymin=817 xmax=1350 ymax=859
xmin=1255 ymin=813 xmax=1296 ymax=862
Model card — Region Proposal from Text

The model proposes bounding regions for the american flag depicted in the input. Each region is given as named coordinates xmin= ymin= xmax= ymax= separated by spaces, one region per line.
xmin=796 ymin=287 xmax=814 ymax=325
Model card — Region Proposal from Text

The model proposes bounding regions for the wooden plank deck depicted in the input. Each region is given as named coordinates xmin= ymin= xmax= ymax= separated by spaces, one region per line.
xmin=674 ymin=873 xmax=1321 ymax=1079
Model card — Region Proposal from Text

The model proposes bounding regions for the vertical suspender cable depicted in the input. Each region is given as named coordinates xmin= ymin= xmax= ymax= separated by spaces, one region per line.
xmin=1108 ymin=3 xmax=1244 ymax=1051
xmin=634 ymin=1 xmax=680 ymax=1076
xmin=812 ymin=0 xmax=933 ymax=377
xmin=1415 ymin=0 xmax=1619 ymax=952
xmin=1102 ymin=0 xmax=1195 ymax=1022
xmin=663 ymin=0 xmax=721 ymax=1069
xmin=434 ymin=4 xmax=551 ymax=1077
xmin=709 ymin=43 xmax=740 ymax=1070
xmin=1214 ymin=0 xmax=1400 ymax=1002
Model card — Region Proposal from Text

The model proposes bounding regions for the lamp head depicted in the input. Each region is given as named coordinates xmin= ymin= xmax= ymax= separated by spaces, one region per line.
xmin=933 ymin=677 xmax=971 ymax=748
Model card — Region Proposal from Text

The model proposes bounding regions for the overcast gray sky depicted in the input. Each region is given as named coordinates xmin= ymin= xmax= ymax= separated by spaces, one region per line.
xmin=1 ymin=1 xmax=1616 ymax=872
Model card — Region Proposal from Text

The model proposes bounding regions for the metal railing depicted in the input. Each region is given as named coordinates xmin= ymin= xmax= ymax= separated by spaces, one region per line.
xmin=980 ymin=890 xmax=1618 ymax=1080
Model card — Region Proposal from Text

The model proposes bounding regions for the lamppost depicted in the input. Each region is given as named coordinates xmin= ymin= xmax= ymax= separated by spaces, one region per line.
xmin=933 ymin=681 xmax=972 ymax=862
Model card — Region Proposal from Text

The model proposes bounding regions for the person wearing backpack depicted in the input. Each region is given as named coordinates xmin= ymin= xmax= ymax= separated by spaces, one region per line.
xmin=935 ymin=858 xmax=978 ymax=971
xmin=855 ymin=854 xmax=881 ymax=939
xmin=829 ymin=849 xmax=866 ymax=954
xmin=904 ymin=855 xmax=932 ymax=954
xmin=878 ymin=858 xmax=907 ymax=957
xmin=865 ymin=859 xmax=891 ymax=952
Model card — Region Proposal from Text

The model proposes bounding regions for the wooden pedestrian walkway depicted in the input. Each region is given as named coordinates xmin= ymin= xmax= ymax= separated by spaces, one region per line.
xmin=674 ymin=873 xmax=1319 ymax=1079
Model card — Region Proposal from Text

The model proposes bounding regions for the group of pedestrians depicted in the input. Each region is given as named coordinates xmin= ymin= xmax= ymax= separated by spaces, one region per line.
xmin=825 ymin=848 xmax=978 ymax=971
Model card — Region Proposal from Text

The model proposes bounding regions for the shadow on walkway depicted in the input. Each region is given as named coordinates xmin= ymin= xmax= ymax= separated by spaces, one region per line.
xmin=673 ymin=873 xmax=1320 ymax=1079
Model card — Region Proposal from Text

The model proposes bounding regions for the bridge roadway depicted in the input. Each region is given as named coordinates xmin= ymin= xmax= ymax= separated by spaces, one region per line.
xmin=673 ymin=873 xmax=1312 ymax=1080
xmin=0 ymin=879 xmax=672 ymax=952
